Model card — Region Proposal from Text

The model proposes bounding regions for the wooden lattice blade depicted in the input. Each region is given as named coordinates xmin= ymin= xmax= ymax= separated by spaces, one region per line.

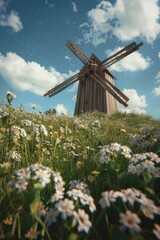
xmin=44 ymin=72 xmax=82 ymax=97
xmin=66 ymin=40 xmax=90 ymax=64
xmin=48 ymin=77 xmax=80 ymax=98
xmin=91 ymin=73 xmax=128 ymax=107
xmin=101 ymin=42 xmax=143 ymax=68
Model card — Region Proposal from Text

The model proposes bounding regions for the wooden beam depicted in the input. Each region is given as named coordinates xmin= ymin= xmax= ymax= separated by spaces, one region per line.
xmin=48 ymin=77 xmax=79 ymax=98
xmin=44 ymin=72 xmax=85 ymax=97
xmin=66 ymin=40 xmax=90 ymax=64
xmin=100 ymin=42 xmax=136 ymax=65
xmin=103 ymin=73 xmax=129 ymax=102
xmin=101 ymin=42 xmax=143 ymax=68
xmin=91 ymin=73 xmax=128 ymax=107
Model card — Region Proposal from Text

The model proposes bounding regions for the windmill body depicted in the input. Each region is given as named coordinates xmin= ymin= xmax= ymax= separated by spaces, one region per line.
xmin=74 ymin=54 xmax=117 ymax=115
xmin=44 ymin=41 xmax=143 ymax=116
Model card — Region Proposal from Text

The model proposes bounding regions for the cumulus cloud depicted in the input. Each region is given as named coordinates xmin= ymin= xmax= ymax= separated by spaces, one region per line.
xmin=153 ymin=87 xmax=160 ymax=96
xmin=153 ymin=71 xmax=160 ymax=96
xmin=0 ymin=52 xmax=78 ymax=95
xmin=0 ymin=0 xmax=23 ymax=32
xmin=118 ymin=88 xmax=148 ymax=114
xmin=106 ymin=47 xmax=152 ymax=72
xmin=72 ymin=2 xmax=78 ymax=12
xmin=55 ymin=104 xmax=68 ymax=115
xmin=158 ymin=52 xmax=160 ymax=59
xmin=80 ymin=0 xmax=160 ymax=46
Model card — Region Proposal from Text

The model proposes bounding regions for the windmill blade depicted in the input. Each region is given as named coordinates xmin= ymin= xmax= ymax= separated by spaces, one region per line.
xmin=101 ymin=42 xmax=143 ymax=68
xmin=44 ymin=72 xmax=84 ymax=98
xmin=91 ymin=72 xmax=129 ymax=107
xmin=66 ymin=40 xmax=90 ymax=64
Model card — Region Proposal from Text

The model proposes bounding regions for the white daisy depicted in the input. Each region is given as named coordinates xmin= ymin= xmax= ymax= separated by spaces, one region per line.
xmin=73 ymin=209 xmax=91 ymax=233
xmin=55 ymin=198 xmax=75 ymax=220
xmin=153 ymin=224 xmax=160 ymax=240
xmin=16 ymin=168 xmax=30 ymax=180
xmin=34 ymin=169 xmax=51 ymax=187
xmin=15 ymin=180 xmax=28 ymax=193
xmin=99 ymin=190 xmax=117 ymax=208
xmin=119 ymin=210 xmax=141 ymax=234
xmin=142 ymin=160 xmax=155 ymax=171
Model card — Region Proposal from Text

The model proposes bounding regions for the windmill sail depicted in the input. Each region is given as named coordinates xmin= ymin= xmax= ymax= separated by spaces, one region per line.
xmin=66 ymin=40 xmax=91 ymax=64
xmin=101 ymin=42 xmax=143 ymax=68
xmin=44 ymin=72 xmax=84 ymax=98
xmin=44 ymin=40 xmax=143 ymax=116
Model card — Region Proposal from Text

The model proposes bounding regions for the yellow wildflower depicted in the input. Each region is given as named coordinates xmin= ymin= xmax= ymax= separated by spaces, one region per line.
xmin=0 ymin=133 xmax=3 ymax=140
xmin=0 ymin=162 xmax=11 ymax=170
xmin=56 ymin=137 xmax=61 ymax=144
xmin=26 ymin=135 xmax=31 ymax=141
xmin=1 ymin=127 xmax=6 ymax=133
xmin=91 ymin=170 xmax=100 ymax=176
xmin=3 ymin=217 xmax=13 ymax=225
xmin=76 ymin=161 xmax=84 ymax=168
xmin=36 ymin=144 xmax=41 ymax=149
xmin=120 ymin=128 xmax=126 ymax=133
xmin=25 ymin=227 xmax=38 ymax=239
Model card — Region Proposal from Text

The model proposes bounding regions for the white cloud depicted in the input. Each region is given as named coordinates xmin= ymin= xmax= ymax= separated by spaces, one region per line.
xmin=153 ymin=87 xmax=160 ymax=96
xmin=0 ymin=52 xmax=78 ymax=95
xmin=158 ymin=52 xmax=160 ymax=59
xmin=55 ymin=104 xmax=68 ymax=115
xmin=62 ymin=69 xmax=79 ymax=79
xmin=44 ymin=0 xmax=54 ymax=8
xmin=68 ymin=82 xmax=78 ymax=92
xmin=155 ymin=71 xmax=160 ymax=83
xmin=153 ymin=71 xmax=160 ymax=96
xmin=72 ymin=2 xmax=78 ymax=12
xmin=79 ymin=22 xmax=89 ymax=28
xmin=64 ymin=55 xmax=71 ymax=61
xmin=80 ymin=0 xmax=160 ymax=46
xmin=0 ymin=0 xmax=7 ymax=11
xmin=0 ymin=0 xmax=23 ymax=32
xmin=106 ymin=47 xmax=152 ymax=72
xmin=72 ymin=95 xmax=76 ymax=101
xmin=118 ymin=88 xmax=148 ymax=114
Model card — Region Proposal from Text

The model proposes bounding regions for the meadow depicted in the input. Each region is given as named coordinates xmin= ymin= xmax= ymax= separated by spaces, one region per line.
xmin=0 ymin=92 xmax=160 ymax=240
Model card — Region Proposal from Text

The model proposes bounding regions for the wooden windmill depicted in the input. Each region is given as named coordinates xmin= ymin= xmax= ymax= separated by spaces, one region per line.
xmin=44 ymin=40 xmax=143 ymax=115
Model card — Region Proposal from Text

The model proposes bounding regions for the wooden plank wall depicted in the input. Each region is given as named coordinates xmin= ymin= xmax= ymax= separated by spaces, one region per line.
xmin=74 ymin=72 xmax=117 ymax=116
xmin=105 ymin=73 xmax=117 ymax=115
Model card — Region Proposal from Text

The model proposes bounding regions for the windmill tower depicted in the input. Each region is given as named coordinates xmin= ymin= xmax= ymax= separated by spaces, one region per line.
xmin=44 ymin=41 xmax=143 ymax=115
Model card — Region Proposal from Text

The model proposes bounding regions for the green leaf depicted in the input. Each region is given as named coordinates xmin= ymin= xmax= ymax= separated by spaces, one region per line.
xmin=30 ymin=189 xmax=41 ymax=215
xmin=68 ymin=233 xmax=79 ymax=240
xmin=146 ymin=187 xmax=155 ymax=195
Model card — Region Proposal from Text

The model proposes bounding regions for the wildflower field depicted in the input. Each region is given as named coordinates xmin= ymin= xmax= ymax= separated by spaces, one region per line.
xmin=0 ymin=93 xmax=160 ymax=240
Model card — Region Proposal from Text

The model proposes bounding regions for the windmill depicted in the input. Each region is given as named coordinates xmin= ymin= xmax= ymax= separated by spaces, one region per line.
xmin=44 ymin=40 xmax=143 ymax=115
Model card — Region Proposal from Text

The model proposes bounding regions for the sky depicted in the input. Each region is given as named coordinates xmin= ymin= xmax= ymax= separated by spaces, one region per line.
xmin=0 ymin=0 xmax=160 ymax=118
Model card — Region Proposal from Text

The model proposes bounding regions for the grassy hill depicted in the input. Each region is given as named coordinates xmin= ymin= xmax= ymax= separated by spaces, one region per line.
xmin=0 ymin=103 xmax=160 ymax=239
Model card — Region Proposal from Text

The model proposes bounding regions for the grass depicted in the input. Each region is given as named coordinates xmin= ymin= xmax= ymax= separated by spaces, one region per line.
xmin=0 ymin=95 xmax=160 ymax=240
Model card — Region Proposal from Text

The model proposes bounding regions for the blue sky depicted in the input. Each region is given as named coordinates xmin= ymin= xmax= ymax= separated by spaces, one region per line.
xmin=0 ymin=0 xmax=160 ymax=118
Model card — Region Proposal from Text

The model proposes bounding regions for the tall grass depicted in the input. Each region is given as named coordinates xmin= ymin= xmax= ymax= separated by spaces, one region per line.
xmin=0 ymin=93 xmax=160 ymax=239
